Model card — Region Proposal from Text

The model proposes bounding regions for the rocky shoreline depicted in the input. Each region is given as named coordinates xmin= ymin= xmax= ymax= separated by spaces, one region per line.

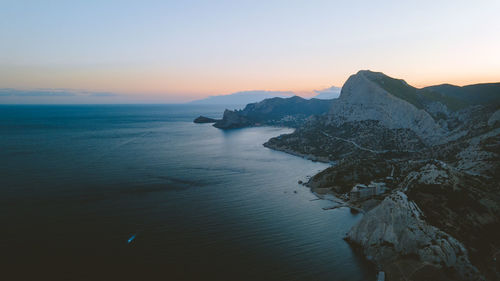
xmin=198 ymin=70 xmax=500 ymax=280
xmin=263 ymin=139 xmax=332 ymax=163
xmin=345 ymin=192 xmax=480 ymax=281
xmin=269 ymin=130 xmax=488 ymax=280
xmin=277 ymin=150 xmax=490 ymax=281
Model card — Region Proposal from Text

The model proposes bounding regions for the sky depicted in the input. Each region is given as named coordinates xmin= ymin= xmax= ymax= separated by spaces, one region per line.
xmin=1 ymin=0 xmax=499 ymax=103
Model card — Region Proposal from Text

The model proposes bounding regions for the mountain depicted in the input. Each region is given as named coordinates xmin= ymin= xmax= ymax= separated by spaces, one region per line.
xmin=212 ymin=96 xmax=334 ymax=129
xmin=313 ymin=86 xmax=341 ymax=99
xmin=352 ymin=71 xmax=471 ymax=111
xmin=213 ymin=70 xmax=500 ymax=280
xmin=188 ymin=90 xmax=293 ymax=105
xmin=423 ymin=83 xmax=500 ymax=107
xmin=328 ymin=70 xmax=448 ymax=144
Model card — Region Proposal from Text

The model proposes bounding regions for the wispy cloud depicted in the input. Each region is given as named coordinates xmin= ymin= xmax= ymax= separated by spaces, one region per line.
xmin=0 ymin=88 xmax=118 ymax=97
xmin=313 ymin=86 xmax=341 ymax=99
xmin=88 ymin=92 xmax=117 ymax=97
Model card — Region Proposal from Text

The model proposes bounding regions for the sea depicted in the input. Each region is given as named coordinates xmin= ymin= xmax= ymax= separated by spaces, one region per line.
xmin=0 ymin=105 xmax=374 ymax=281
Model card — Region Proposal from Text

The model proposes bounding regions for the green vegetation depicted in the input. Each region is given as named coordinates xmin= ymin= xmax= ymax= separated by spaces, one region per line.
xmin=418 ymin=89 xmax=469 ymax=111
xmin=425 ymin=83 xmax=500 ymax=107
xmin=363 ymin=71 xmax=426 ymax=109
xmin=362 ymin=71 xmax=469 ymax=111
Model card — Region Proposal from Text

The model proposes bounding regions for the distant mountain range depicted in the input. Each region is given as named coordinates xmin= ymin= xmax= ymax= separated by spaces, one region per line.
xmin=188 ymin=90 xmax=294 ymax=105
xmin=188 ymin=87 xmax=342 ymax=105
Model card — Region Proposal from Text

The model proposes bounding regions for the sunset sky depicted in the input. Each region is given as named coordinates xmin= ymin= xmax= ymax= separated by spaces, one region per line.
xmin=1 ymin=0 xmax=499 ymax=103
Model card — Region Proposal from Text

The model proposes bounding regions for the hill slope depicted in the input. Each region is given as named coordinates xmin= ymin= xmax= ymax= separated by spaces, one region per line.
xmin=424 ymin=83 xmax=500 ymax=107
xmin=212 ymin=96 xmax=334 ymax=129
xmin=259 ymin=70 xmax=500 ymax=280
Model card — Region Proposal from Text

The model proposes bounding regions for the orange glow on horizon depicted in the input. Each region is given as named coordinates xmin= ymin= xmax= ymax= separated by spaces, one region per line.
xmin=1 ymin=64 xmax=498 ymax=101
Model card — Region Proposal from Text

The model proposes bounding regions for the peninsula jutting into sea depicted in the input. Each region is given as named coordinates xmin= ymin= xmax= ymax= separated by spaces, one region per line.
xmin=196 ymin=70 xmax=500 ymax=281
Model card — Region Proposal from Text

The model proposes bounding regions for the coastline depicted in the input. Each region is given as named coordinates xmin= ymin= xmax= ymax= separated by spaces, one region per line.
xmin=203 ymin=77 xmax=500 ymax=280
xmin=264 ymin=135 xmax=385 ymax=280
xmin=261 ymin=131 xmax=485 ymax=281
xmin=264 ymin=136 xmax=386 ymax=213
xmin=263 ymin=140 xmax=332 ymax=164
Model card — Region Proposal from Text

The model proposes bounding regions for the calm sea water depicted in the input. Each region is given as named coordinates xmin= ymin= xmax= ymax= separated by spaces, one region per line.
xmin=0 ymin=105 xmax=374 ymax=281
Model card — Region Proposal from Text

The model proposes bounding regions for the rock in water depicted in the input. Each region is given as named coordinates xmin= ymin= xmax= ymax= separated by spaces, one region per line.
xmin=193 ymin=116 xmax=219 ymax=123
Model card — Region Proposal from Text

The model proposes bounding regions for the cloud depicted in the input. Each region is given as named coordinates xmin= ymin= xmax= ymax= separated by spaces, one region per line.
xmin=313 ymin=86 xmax=341 ymax=99
xmin=0 ymin=88 xmax=118 ymax=97
xmin=189 ymin=90 xmax=294 ymax=105
xmin=0 ymin=88 xmax=76 ymax=97
xmin=0 ymin=88 xmax=128 ymax=104
xmin=88 ymin=92 xmax=117 ymax=97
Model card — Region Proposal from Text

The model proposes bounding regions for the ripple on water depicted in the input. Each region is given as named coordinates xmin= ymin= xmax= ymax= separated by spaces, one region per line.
xmin=0 ymin=105 xmax=375 ymax=281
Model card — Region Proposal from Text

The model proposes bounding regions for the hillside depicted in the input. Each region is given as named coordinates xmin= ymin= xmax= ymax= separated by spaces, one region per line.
xmin=358 ymin=71 xmax=471 ymax=111
xmin=212 ymin=96 xmax=334 ymax=129
xmin=424 ymin=83 xmax=500 ymax=107
xmin=258 ymin=70 xmax=500 ymax=280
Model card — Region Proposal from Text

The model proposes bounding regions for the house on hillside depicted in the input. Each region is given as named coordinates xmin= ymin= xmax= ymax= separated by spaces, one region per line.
xmin=350 ymin=182 xmax=387 ymax=201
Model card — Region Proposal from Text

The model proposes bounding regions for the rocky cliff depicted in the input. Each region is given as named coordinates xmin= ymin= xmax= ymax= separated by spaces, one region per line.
xmin=403 ymin=161 xmax=500 ymax=280
xmin=209 ymin=70 xmax=500 ymax=280
xmin=268 ymin=71 xmax=499 ymax=280
xmin=346 ymin=191 xmax=481 ymax=281
xmin=328 ymin=71 xmax=447 ymax=144
xmin=266 ymin=71 xmax=499 ymax=164
xmin=213 ymin=109 xmax=251 ymax=129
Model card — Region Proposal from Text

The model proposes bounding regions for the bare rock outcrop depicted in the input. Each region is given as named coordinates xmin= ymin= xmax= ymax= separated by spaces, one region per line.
xmin=209 ymin=69 xmax=500 ymax=279
xmin=487 ymin=109 xmax=500 ymax=127
xmin=193 ymin=116 xmax=219 ymax=123
xmin=346 ymin=191 xmax=482 ymax=281
xmin=328 ymin=71 xmax=446 ymax=145
xmin=213 ymin=109 xmax=251 ymax=129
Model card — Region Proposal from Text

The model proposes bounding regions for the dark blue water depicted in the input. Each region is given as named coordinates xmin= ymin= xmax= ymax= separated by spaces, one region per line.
xmin=0 ymin=105 xmax=374 ymax=281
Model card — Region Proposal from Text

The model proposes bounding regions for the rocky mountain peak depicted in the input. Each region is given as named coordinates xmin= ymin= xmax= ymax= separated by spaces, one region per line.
xmin=329 ymin=71 xmax=446 ymax=144
xmin=338 ymin=70 xmax=414 ymax=104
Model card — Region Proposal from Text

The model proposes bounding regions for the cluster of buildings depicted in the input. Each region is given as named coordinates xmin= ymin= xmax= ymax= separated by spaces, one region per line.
xmin=349 ymin=181 xmax=387 ymax=201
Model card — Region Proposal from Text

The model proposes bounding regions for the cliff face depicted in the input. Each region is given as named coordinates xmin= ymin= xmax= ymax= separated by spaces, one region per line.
xmin=207 ymin=69 xmax=500 ymax=280
xmin=403 ymin=161 xmax=500 ymax=280
xmin=260 ymin=70 xmax=500 ymax=280
xmin=266 ymin=71 xmax=499 ymax=170
xmin=328 ymin=71 xmax=447 ymax=144
xmin=213 ymin=109 xmax=251 ymax=129
xmin=347 ymin=192 xmax=481 ymax=281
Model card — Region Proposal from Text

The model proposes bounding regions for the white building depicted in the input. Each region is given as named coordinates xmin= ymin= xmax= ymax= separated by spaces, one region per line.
xmin=350 ymin=182 xmax=386 ymax=201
